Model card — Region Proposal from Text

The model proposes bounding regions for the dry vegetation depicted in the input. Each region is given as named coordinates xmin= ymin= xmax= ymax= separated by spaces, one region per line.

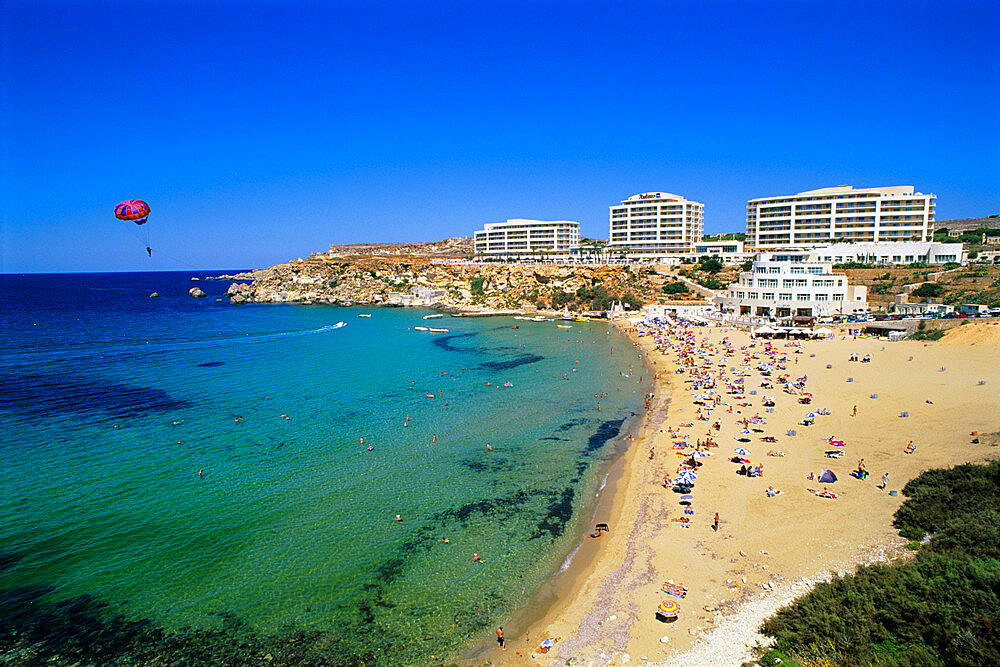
xmin=843 ymin=265 xmax=1000 ymax=311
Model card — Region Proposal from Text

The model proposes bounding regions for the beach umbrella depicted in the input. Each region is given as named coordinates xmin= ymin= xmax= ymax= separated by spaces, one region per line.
xmin=657 ymin=600 xmax=680 ymax=618
xmin=675 ymin=471 xmax=698 ymax=485
xmin=680 ymin=494 xmax=693 ymax=500
xmin=734 ymin=448 xmax=751 ymax=456
xmin=690 ymin=451 xmax=709 ymax=458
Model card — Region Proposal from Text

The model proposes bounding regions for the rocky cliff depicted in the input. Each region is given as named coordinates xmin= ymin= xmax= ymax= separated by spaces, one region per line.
xmin=225 ymin=255 xmax=691 ymax=312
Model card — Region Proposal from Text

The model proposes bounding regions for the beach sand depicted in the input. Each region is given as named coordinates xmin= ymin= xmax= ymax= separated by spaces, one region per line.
xmin=491 ymin=319 xmax=1000 ymax=666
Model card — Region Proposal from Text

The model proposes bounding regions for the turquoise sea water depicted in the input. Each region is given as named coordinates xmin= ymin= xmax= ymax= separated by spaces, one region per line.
xmin=0 ymin=272 xmax=649 ymax=664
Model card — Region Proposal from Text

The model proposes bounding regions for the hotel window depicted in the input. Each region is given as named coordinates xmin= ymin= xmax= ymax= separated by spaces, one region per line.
xmin=833 ymin=294 xmax=844 ymax=301
xmin=790 ymin=267 xmax=804 ymax=274
xmin=779 ymin=293 xmax=792 ymax=301
xmin=808 ymin=267 xmax=822 ymax=274
xmin=815 ymin=294 xmax=828 ymax=301
xmin=797 ymin=294 xmax=810 ymax=301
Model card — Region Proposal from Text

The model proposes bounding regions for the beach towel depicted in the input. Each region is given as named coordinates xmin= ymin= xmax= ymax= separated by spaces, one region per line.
xmin=662 ymin=581 xmax=688 ymax=598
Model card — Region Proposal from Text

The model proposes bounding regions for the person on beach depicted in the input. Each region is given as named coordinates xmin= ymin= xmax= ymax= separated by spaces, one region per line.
xmin=852 ymin=405 xmax=857 ymax=417
xmin=881 ymin=473 xmax=889 ymax=489
xmin=713 ymin=512 xmax=719 ymax=531
xmin=496 ymin=626 xmax=505 ymax=651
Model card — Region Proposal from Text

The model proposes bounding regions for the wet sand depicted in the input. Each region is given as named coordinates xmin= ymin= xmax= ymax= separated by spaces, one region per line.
xmin=491 ymin=318 xmax=1000 ymax=666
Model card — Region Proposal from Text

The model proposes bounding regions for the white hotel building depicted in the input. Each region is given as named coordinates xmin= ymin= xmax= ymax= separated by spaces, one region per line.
xmin=746 ymin=185 xmax=935 ymax=249
xmin=608 ymin=192 xmax=704 ymax=260
xmin=716 ymin=251 xmax=868 ymax=318
xmin=473 ymin=219 xmax=580 ymax=260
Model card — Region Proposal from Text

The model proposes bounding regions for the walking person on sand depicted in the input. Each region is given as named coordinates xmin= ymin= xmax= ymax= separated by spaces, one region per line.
xmin=496 ymin=626 xmax=505 ymax=651
xmin=713 ymin=512 xmax=719 ymax=532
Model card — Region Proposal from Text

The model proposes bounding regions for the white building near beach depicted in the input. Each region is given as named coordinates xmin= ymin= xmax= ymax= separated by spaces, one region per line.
xmin=608 ymin=192 xmax=704 ymax=260
xmin=693 ymin=239 xmax=751 ymax=264
xmin=746 ymin=185 xmax=935 ymax=249
xmin=473 ymin=219 xmax=580 ymax=260
xmin=807 ymin=241 xmax=964 ymax=265
xmin=715 ymin=252 xmax=868 ymax=318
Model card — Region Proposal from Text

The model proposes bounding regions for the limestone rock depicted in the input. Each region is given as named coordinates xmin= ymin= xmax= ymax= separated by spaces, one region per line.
xmin=149 ymin=292 xmax=159 ymax=298
xmin=189 ymin=287 xmax=206 ymax=298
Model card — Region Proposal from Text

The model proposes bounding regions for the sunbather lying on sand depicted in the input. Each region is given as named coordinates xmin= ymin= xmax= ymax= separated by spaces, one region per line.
xmin=767 ymin=450 xmax=785 ymax=457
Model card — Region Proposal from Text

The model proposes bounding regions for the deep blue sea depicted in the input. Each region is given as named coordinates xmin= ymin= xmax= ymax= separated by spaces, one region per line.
xmin=0 ymin=271 xmax=649 ymax=664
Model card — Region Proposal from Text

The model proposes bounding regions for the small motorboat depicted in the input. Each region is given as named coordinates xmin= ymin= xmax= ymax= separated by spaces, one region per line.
xmin=332 ymin=321 xmax=347 ymax=329
xmin=414 ymin=326 xmax=429 ymax=332
xmin=556 ymin=324 xmax=573 ymax=329
xmin=423 ymin=314 xmax=444 ymax=320
xmin=358 ymin=313 xmax=371 ymax=318
xmin=429 ymin=328 xmax=449 ymax=333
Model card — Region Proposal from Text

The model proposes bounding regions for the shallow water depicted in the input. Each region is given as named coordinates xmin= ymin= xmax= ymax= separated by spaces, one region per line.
xmin=0 ymin=272 xmax=648 ymax=663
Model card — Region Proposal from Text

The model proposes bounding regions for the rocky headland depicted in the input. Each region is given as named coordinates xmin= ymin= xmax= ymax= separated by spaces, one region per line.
xmin=223 ymin=254 xmax=713 ymax=315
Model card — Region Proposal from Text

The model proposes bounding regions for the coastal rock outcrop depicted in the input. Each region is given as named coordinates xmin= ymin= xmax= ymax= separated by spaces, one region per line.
xmin=189 ymin=287 xmax=207 ymax=298
xmin=224 ymin=254 xmax=706 ymax=312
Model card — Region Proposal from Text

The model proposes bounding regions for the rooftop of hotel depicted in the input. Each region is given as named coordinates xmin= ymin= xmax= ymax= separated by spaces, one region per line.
xmin=749 ymin=185 xmax=933 ymax=202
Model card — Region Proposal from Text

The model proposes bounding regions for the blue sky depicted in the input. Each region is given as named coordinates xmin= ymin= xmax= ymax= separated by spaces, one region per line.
xmin=3 ymin=0 xmax=998 ymax=272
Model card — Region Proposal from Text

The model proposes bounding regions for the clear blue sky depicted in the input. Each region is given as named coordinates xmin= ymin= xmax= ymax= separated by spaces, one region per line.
xmin=3 ymin=0 xmax=998 ymax=272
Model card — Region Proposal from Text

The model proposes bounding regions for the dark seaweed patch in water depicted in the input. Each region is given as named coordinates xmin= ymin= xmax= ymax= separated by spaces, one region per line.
xmin=530 ymin=486 xmax=575 ymax=540
xmin=430 ymin=331 xmax=477 ymax=353
xmin=586 ymin=418 xmax=626 ymax=453
xmin=458 ymin=456 xmax=511 ymax=472
xmin=0 ymin=552 xmax=21 ymax=574
xmin=480 ymin=354 xmax=543 ymax=371
xmin=196 ymin=361 xmax=225 ymax=367
xmin=556 ymin=418 xmax=587 ymax=432
xmin=0 ymin=374 xmax=190 ymax=418
xmin=0 ymin=585 xmax=385 ymax=666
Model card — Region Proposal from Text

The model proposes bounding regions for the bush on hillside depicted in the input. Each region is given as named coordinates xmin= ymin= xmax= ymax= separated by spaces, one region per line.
xmin=912 ymin=283 xmax=943 ymax=298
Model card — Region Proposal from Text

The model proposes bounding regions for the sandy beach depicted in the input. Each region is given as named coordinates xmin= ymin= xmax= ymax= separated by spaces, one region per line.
xmin=489 ymin=318 xmax=1000 ymax=666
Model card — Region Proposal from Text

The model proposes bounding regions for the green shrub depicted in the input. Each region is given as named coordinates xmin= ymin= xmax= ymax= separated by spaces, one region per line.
xmin=470 ymin=276 xmax=486 ymax=295
xmin=912 ymin=283 xmax=943 ymax=298
xmin=909 ymin=329 xmax=946 ymax=341
xmin=662 ymin=281 xmax=689 ymax=295
xmin=697 ymin=256 xmax=724 ymax=274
